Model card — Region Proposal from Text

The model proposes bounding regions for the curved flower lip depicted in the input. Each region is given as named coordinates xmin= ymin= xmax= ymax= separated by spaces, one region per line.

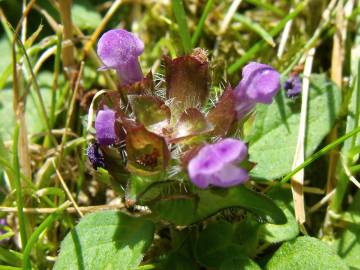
xmin=97 ymin=29 xmax=144 ymax=68
xmin=97 ymin=29 xmax=144 ymax=85
xmin=95 ymin=108 xmax=117 ymax=145
xmin=235 ymin=62 xmax=280 ymax=104
xmin=234 ymin=62 xmax=280 ymax=119
xmin=211 ymin=138 xmax=247 ymax=163
xmin=188 ymin=139 xmax=249 ymax=189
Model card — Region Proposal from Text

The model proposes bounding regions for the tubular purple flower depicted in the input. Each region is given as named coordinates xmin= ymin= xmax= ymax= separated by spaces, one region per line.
xmin=285 ymin=75 xmax=302 ymax=98
xmin=234 ymin=62 xmax=280 ymax=118
xmin=188 ymin=138 xmax=249 ymax=189
xmin=97 ymin=29 xmax=144 ymax=85
xmin=95 ymin=108 xmax=116 ymax=145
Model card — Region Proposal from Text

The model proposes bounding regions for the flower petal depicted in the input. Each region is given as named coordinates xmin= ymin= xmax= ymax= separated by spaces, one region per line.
xmin=211 ymin=164 xmax=249 ymax=187
xmin=95 ymin=109 xmax=116 ymax=145
xmin=188 ymin=145 xmax=223 ymax=177
xmin=97 ymin=29 xmax=144 ymax=85
xmin=212 ymin=138 xmax=248 ymax=163
xmin=235 ymin=62 xmax=280 ymax=104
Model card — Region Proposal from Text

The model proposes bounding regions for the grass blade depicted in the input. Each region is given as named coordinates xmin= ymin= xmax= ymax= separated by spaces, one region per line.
xmin=171 ymin=0 xmax=192 ymax=54
xmin=191 ymin=0 xmax=216 ymax=47
xmin=281 ymin=125 xmax=360 ymax=184
xmin=233 ymin=14 xmax=275 ymax=47
xmin=23 ymin=201 xmax=71 ymax=270
xmin=228 ymin=0 xmax=307 ymax=74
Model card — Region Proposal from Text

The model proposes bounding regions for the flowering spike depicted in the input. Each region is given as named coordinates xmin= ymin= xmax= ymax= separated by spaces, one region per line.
xmin=234 ymin=62 xmax=280 ymax=119
xmin=97 ymin=29 xmax=144 ymax=85
xmin=188 ymin=138 xmax=249 ymax=188
xmin=285 ymin=75 xmax=302 ymax=98
xmin=95 ymin=108 xmax=116 ymax=145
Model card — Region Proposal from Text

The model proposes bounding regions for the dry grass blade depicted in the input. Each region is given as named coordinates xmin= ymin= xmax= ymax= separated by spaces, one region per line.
xmin=291 ymin=47 xmax=315 ymax=225
xmin=52 ymin=160 xmax=84 ymax=217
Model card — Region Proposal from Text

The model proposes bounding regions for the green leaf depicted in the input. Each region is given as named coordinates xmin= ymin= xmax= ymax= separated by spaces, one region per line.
xmin=150 ymin=185 xmax=286 ymax=225
xmin=248 ymin=74 xmax=342 ymax=180
xmin=335 ymin=224 xmax=360 ymax=269
xmin=259 ymin=187 xmax=299 ymax=243
xmin=72 ymin=0 xmax=102 ymax=31
xmin=265 ymin=236 xmax=348 ymax=270
xmin=233 ymin=217 xmax=260 ymax=256
xmin=0 ymin=247 xmax=23 ymax=267
xmin=335 ymin=192 xmax=360 ymax=269
xmin=194 ymin=221 xmax=240 ymax=268
xmin=194 ymin=220 xmax=262 ymax=269
xmin=220 ymin=256 xmax=261 ymax=270
xmin=54 ymin=211 xmax=155 ymax=270
xmin=161 ymin=253 xmax=198 ymax=270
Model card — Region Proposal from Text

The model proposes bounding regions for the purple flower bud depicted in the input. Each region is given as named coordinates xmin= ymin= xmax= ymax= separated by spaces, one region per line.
xmin=188 ymin=138 xmax=249 ymax=189
xmin=95 ymin=108 xmax=116 ymax=145
xmin=284 ymin=75 xmax=302 ymax=98
xmin=234 ymin=62 xmax=280 ymax=118
xmin=86 ymin=142 xmax=105 ymax=169
xmin=97 ymin=29 xmax=144 ymax=85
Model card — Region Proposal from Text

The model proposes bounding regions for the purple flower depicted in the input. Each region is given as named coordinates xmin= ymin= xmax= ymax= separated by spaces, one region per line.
xmin=95 ymin=108 xmax=116 ymax=145
xmin=284 ymin=75 xmax=302 ymax=98
xmin=187 ymin=138 xmax=249 ymax=189
xmin=97 ymin=29 xmax=144 ymax=85
xmin=234 ymin=62 xmax=280 ymax=118
xmin=86 ymin=142 xmax=105 ymax=169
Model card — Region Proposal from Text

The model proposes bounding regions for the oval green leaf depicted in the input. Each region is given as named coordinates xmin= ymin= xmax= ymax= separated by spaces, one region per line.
xmin=54 ymin=211 xmax=155 ymax=270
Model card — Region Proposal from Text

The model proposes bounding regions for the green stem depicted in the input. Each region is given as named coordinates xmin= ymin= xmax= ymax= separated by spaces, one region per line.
xmin=191 ymin=0 xmax=215 ymax=47
xmin=171 ymin=0 xmax=192 ymax=54
xmin=281 ymin=125 xmax=360 ymax=183
xmin=23 ymin=201 xmax=71 ymax=270
xmin=228 ymin=0 xmax=307 ymax=74
xmin=12 ymin=124 xmax=27 ymax=248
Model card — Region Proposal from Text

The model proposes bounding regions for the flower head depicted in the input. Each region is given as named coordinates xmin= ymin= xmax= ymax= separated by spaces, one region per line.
xmin=95 ymin=108 xmax=116 ymax=145
xmin=97 ymin=29 xmax=144 ymax=85
xmin=234 ymin=62 xmax=280 ymax=118
xmin=284 ymin=75 xmax=302 ymax=98
xmin=188 ymin=138 xmax=249 ymax=188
